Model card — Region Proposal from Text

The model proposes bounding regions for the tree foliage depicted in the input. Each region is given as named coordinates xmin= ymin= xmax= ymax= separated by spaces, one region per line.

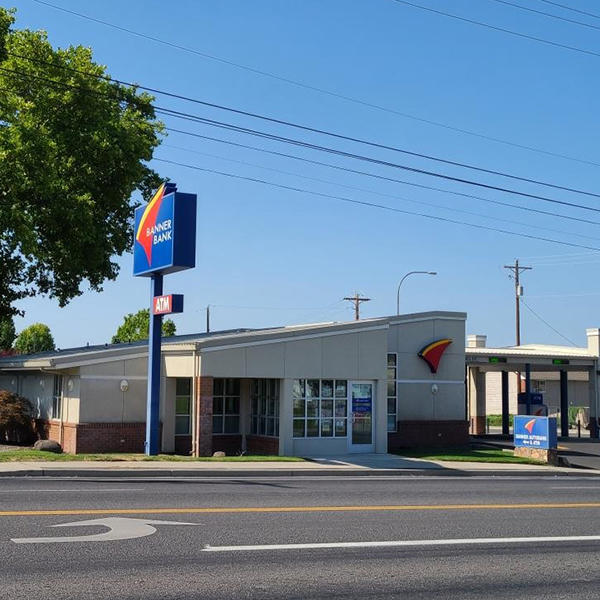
xmin=112 ymin=309 xmax=176 ymax=344
xmin=14 ymin=323 xmax=55 ymax=354
xmin=0 ymin=389 xmax=33 ymax=443
xmin=0 ymin=8 xmax=163 ymax=319
xmin=0 ymin=317 xmax=15 ymax=351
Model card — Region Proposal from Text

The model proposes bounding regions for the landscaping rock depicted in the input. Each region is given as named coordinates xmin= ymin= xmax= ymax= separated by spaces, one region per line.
xmin=33 ymin=439 xmax=62 ymax=453
xmin=212 ymin=451 xmax=226 ymax=458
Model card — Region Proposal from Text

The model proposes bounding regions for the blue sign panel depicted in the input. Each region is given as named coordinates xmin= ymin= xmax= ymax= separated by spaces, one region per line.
xmin=133 ymin=183 xmax=197 ymax=277
xmin=352 ymin=397 xmax=372 ymax=414
xmin=514 ymin=416 xmax=557 ymax=450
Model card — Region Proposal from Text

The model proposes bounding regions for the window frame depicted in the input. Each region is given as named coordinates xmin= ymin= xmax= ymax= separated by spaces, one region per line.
xmin=292 ymin=379 xmax=348 ymax=439
xmin=251 ymin=379 xmax=280 ymax=438
xmin=51 ymin=375 xmax=63 ymax=421
xmin=387 ymin=353 xmax=398 ymax=432
xmin=212 ymin=378 xmax=241 ymax=435
xmin=174 ymin=378 xmax=192 ymax=437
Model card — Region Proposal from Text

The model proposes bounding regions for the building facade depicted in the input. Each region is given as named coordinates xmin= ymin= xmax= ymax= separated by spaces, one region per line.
xmin=0 ymin=312 xmax=467 ymax=456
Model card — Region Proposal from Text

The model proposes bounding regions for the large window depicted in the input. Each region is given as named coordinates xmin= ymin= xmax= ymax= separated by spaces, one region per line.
xmin=251 ymin=379 xmax=280 ymax=437
xmin=175 ymin=378 xmax=192 ymax=436
xmin=213 ymin=378 xmax=240 ymax=434
xmin=51 ymin=375 xmax=63 ymax=420
xmin=387 ymin=353 xmax=397 ymax=432
xmin=293 ymin=379 xmax=347 ymax=438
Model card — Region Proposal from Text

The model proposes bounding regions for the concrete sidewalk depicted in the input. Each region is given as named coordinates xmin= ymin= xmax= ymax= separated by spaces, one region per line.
xmin=0 ymin=453 xmax=594 ymax=478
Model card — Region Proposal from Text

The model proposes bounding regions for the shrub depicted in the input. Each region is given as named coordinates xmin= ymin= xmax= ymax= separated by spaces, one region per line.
xmin=0 ymin=389 xmax=34 ymax=444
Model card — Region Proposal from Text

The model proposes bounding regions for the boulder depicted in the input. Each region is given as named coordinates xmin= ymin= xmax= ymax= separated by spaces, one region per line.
xmin=33 ymin=439 xmax=62 ymax=453
xmin=212 ymin=451 xmax=226 ymax=458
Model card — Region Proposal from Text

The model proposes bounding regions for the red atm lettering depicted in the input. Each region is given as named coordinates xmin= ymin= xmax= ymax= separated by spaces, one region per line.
xmin=153 ymin=295 xmax=172 ymax=315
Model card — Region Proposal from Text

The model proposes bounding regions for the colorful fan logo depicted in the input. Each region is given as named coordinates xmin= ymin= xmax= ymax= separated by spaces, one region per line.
xmin=418 ymin=338 xmax=452 ymax=373
xmin=135 ymin=182 xmax=177 ymax=266
xmin=524 ymin=418 xmax=536 ymax=434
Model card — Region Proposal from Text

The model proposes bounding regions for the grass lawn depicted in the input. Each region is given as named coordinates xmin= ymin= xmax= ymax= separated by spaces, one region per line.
xmin=0 ymin=450 xmax=304 ymax=462
xmin=394 ymin=448 xmax=545 ymax=465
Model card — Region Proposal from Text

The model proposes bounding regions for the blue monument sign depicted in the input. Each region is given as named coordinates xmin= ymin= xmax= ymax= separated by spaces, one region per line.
xmin=133 ymin=182 xmax=197 ymax=455
xmin=514 ymin=416 xmax=557 ymax=450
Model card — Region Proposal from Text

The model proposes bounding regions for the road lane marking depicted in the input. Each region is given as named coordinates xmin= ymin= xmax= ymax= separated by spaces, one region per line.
xmin=202 ymin=535 xmax=600 ymax=552
xmin=3 ymin=502 xmax=600 ymax=517
xmin=0 ymin=489 xmax=144 ymax=493
xmin=11 ymin=517 xmax=196 ymax=544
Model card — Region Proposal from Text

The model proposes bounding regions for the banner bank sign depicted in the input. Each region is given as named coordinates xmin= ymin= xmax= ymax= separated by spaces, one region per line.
xmin=133 ymin=182 xmax=196 ymax=277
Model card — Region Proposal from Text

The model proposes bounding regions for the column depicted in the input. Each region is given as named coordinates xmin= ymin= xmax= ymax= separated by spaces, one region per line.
xmin=589 ymin=367 xmax=599 ymax=439
xmin=195 ymin=375 xmax=213 ymax=456
xmin=501 ymin=371 xmax=509 ymax=435
xmin=468 ymin=367 xmax=486 ymax=434
xmin=560 ymin=370 xmax=569 ymax=438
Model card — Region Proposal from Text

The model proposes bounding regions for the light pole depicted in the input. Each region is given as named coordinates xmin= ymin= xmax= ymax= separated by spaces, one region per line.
xmin=396 ymin=271 xmax=437 ymax=315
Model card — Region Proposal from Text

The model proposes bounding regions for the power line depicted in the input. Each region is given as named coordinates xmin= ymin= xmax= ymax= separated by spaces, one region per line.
xmin=490 ymin=0 xmax=600 ymax=31
xmin=157 ymin=106 xmax=600 ymax=212
xmin=165 ymin=127 xmax=600 ymax=227
xmin=6 ymin=54 xmax=599 ymax=196
xmin=161 ymin=143 xmax=600 ymax=242
xmin=26 ymin=0 xmax=600 ymax=169
xmin=391 ymin=0 xmax=600 ymax=59
xmin=540 ymin=0 xmax=600 ymax=21
xmin=153 ymin=156 xmax=600 ymax=252
xmin=5 ymin=63 xmax=599 ymax=216
xmin=520 ymin=298 xmax=577 ymax=346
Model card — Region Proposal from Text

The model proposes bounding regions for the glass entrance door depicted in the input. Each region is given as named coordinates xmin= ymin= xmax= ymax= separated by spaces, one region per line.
xmin=348 ymin=382 xmax=375 ymax=453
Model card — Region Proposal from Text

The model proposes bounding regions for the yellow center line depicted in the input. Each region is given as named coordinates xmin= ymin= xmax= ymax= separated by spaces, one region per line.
xmin=2 ymin=502 xmax=600 ymax=517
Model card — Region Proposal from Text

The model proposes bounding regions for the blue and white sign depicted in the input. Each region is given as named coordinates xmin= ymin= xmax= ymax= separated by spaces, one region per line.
xmin=133 ymin=182 xmax=197 ymax=277
xmin=514 ymin=416 xmax=557 ymax=450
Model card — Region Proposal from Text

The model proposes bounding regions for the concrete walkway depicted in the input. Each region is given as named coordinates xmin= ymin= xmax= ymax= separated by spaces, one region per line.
xmin=0 ymin=453 xmax=593 ymax=478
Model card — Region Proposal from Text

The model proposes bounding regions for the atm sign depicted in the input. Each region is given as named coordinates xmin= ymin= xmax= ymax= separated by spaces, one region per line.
xmin=152 ymin=294 xmax=184 ymax=316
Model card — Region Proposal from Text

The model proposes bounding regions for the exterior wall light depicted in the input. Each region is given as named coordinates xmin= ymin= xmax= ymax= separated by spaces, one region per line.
xmin=431 ymin=383 xmax=439 ymax=395
xmin=120 ymin=379 xmax=129 ymax=393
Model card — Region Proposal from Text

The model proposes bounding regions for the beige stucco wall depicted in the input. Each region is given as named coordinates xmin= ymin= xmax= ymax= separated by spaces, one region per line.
xmin=78 ymin=357 xmax=148 ymax=423
xmin=387 ymin=316 xmax=466 ymax=422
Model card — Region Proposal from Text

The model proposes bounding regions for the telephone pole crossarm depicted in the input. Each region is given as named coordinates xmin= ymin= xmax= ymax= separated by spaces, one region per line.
xmin=343 ymin=293 xmax=371 ymax=321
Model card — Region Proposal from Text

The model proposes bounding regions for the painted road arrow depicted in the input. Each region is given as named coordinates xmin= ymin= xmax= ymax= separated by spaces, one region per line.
xmin=11 ymin=517 xmax=197 ymax=544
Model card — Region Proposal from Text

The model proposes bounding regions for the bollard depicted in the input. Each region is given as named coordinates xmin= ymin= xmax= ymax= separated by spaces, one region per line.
xmin=577 ymin=419 xmax=581 ymax=439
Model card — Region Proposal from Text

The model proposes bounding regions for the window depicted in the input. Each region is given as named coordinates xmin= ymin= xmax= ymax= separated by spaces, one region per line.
xmin=532 ymin=380 xmax=546 ymax=394
xmin=175 ymin=378 xmax=192 ymax=436
xmin=251 ymin=379 xmax=280 ymax=437
xmin=213 ymin=378 xmax=240 ymax=434
xmin=293 ymin=379 xmax=347 ymax=438
xmin=51 ymin=375 xmax=63 ymax=420
xmin=387 ymin=353 xmax=397 ymax=432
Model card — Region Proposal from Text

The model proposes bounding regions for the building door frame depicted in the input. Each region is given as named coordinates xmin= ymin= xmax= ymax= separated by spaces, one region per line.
xmin=347 ymin=381 xmax=375 ymax=453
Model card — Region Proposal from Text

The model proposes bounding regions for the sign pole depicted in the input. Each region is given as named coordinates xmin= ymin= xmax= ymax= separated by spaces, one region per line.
xmin=145 ymin=273 xmax=163 ymax=456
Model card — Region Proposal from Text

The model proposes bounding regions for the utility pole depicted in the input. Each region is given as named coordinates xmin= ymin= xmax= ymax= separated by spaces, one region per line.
xmin=206 ymin=305 xmax=210 ymax=333
xmin=343 ymin=292 xmax=371 ymax=321
xmin=504 ymin=259 xmax=532 ymax=346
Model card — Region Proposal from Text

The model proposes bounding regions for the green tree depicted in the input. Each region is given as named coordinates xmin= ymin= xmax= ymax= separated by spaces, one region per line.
xmin=0 ymin=317 xmax=15 ymax=351
xmin=112 ymin=309 xmax=176 ymax=344
xmin=0 ymin=8 xmax=163 ymax=320
xmin=14 ymin=323 xmax=55 ymax=354
xmin=0 ymin=390 xmax=33 ymax=443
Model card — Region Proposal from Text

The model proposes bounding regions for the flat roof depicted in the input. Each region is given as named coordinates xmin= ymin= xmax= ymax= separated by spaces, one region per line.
xmin=0 ymin=311 xmax=465 ymax=371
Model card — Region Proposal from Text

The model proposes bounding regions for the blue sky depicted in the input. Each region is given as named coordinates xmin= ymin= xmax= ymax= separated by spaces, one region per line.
xmin=10 ymin=0 xmax=600 ymax=349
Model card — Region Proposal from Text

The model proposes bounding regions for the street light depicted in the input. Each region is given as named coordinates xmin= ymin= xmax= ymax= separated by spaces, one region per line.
xmin=396 ymin=271 xmax=437 ymax=315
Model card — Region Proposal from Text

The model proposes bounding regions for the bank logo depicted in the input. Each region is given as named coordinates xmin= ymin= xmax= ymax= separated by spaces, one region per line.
xmin=524 ymin=418 xmax=536 ymax=434
xmin=135 ymin=182 xmax=177 ymax=266
xmin=418 ymin=338 xmax=452 ymax=373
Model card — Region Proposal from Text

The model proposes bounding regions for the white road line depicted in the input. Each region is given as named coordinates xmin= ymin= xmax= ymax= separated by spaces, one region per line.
xmin=0 ymin=488 xmax=144 ymax=493
xmin=550 ymin=487 xmax=600 ymax=490
xmin=202 ymin=535 xmax=600 ymax=553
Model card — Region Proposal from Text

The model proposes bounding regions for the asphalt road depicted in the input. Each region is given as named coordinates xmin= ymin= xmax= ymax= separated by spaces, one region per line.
xmin=2 ymin=475 xmax=600 ymax=599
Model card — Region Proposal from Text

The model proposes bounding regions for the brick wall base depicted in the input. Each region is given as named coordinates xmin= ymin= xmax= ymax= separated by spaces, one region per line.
xmin=470 ymin=416 xmax=486 ymax=435
xmin=34 ymin=420 xmax=148 ymax=454
xmin=213 ymin=435 xmax=242 ymax=456
xmin=247 ymin=435 xmax=279 ymax=455
xmin=514 ymin=447 xmax=559 ymax=465
xmin=175 ymin=435 xmax=192 ymax=455
xmin=388 ymin=420 xmax=469 ymax=450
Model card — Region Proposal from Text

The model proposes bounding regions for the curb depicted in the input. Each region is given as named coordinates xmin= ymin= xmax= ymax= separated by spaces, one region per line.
xmin=0 ymin=467 xmax=595 ymax=478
